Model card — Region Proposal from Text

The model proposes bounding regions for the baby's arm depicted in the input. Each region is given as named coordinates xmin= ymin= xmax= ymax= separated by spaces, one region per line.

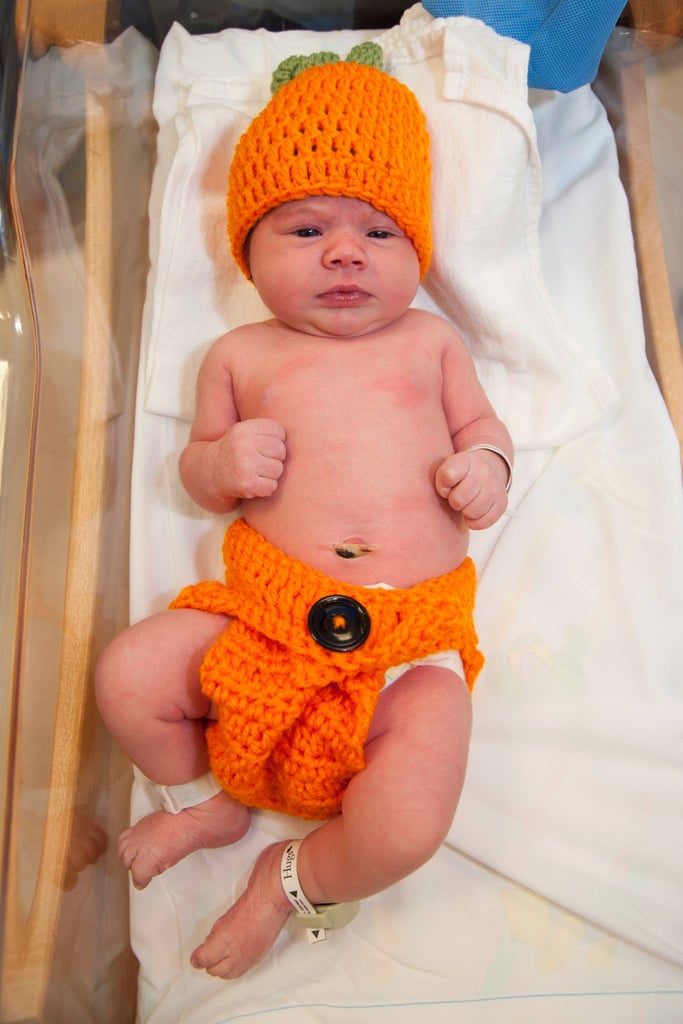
xmin=434 ymin=330 xmax=513 ymax=530
xmin=179 ymin=334 xmax=286 ymax=513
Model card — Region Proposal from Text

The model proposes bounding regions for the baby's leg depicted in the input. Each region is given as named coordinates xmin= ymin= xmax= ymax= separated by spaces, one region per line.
xmin=191 ymin=664 xmax=472 ymax=977
xmin=95 ymin=609 xmax=250 ymax=888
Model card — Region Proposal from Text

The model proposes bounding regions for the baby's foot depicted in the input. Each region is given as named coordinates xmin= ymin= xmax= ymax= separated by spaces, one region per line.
xmin=63 ymin=812 xmax=108 ymax=891
xmin=190 ymin=840 xmax=292 ymax=978
xmin=119 ymin=791 xmax=250 ymax=889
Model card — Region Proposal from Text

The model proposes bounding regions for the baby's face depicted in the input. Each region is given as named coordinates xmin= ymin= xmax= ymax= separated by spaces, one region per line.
xmin=247 ymin=195 xmax=420 ymax=339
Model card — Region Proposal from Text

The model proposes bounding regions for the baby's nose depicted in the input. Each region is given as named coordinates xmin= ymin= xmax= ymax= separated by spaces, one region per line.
xmin=322 ymin=231 xmax=367 ymax=268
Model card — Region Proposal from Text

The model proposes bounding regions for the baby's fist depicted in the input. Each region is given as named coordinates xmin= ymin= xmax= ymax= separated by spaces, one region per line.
xmin=435 ymin=448 xmax=508 ymax=529
xmin=220 ymin=418 xmax=287 ymax=499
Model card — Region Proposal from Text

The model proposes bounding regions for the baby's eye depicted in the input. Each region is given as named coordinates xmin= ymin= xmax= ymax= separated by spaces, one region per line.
xmin=367 ymin=230 xmax=392 ymax=239
xmin=293 ymin=227 xmax=321 ymax=237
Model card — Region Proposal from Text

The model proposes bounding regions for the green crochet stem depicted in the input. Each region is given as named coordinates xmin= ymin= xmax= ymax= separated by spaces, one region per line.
xmin=270 ymin=41 xmax=384 ymax=94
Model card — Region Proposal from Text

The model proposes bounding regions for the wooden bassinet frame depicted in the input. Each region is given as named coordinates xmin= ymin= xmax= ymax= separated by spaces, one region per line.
xmin=1 ymin=2 xmax=681 ymax=1021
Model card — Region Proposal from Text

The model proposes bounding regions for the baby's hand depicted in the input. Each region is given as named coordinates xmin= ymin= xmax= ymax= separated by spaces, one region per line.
xmin=435 ymin=449 xmax=508 ymax=530
xmin=214 ymin=418 xmax=287 ymax=500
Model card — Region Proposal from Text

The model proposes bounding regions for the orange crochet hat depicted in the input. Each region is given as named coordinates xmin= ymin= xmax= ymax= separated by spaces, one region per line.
xmin=227 ymin=50 xmax=432 ymax=279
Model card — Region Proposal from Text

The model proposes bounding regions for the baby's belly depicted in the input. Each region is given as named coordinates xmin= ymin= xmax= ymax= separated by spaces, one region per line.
xmin=238 ymin=399 xmax=470 ymax=587
xmin=244 ymin=484 xmax=469 ymax=589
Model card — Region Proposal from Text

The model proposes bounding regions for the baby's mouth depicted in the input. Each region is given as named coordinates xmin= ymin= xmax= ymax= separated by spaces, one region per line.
xmin=318 ymin=286 xmax=370 ymax=305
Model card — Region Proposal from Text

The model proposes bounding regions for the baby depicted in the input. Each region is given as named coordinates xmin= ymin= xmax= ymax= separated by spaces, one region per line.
xmin=95 ymin=51 xmax=513 ymax=979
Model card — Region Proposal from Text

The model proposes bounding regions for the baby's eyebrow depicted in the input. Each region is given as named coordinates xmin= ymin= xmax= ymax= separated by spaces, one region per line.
xmin=274 ymin=201 xmax=328 ymax=221
xmin=373 ymin=215 xmax=402 ymax=229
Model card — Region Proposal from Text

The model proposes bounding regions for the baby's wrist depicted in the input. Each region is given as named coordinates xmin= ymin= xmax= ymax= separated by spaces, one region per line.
xmin=195 ymin=441 xmax=239 ymax=511
xmin=466 ymin=444 xmax=513 ymax=493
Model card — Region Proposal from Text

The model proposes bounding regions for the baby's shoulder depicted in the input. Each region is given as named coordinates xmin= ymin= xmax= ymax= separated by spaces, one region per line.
xmin=221 ymin=319 xmax=274 ymax=345
xmin=403 ymin=307 xmax=463 ymax=348
xmin=206 ymin=319 xmax=274 ymax=359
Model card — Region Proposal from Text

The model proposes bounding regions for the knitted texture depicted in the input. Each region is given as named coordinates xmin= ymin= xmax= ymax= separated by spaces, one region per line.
xmin=422 ymin=1 xmax=623 ymax=91
xmin=227 ymin=61 xmax=432 ymax=280
xmin=171 ymin=519 xmax=483 ymax=819
xmin=270 ymin=43 xmax=384 ymax=93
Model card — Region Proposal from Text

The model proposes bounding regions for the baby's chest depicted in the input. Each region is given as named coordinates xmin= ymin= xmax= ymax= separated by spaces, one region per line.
xmin=238 ymin=349 xmax=441 ymax=419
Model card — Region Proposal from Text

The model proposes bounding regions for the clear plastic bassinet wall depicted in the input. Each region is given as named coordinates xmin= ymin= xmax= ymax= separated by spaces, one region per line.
xmin=0 ymin=1 xmax=681 ymax=1022
xmin=0 ymin=4 xmax=416 ymax=1020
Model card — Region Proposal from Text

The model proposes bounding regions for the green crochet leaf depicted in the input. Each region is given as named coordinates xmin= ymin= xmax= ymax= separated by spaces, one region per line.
xmin=346 ymin=42 xmax=383 ymax=70
xmin=270 ymin=42 xmax=384 ymax=94
xmin=270 ymin=51 xmax=340 ymax=94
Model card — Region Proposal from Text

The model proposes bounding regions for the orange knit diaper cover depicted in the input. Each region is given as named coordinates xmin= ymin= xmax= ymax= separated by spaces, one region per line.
xmin=170 ymin=518 xmax=484 ymax=820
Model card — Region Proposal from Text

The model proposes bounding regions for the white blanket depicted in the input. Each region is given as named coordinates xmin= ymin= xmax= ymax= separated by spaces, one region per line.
xmin=128 ymin=8 xmax=683 ymax=1021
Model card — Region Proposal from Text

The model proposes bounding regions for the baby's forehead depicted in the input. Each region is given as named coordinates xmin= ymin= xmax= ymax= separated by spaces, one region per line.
xmin=268 ymin=195 xmax=399 ymax=225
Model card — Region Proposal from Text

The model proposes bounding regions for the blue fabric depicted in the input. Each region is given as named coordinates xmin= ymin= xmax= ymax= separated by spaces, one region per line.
xmin=421 ymin=1 xmax=624 ymax=91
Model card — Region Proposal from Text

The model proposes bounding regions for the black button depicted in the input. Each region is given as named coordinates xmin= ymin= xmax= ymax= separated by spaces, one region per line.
xmin=307 ymin=595 xmax=371 ymax=652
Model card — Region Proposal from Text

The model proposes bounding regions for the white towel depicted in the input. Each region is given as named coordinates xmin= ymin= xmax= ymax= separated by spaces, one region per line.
xmin=143 ymin=4 xmax=618 ymax=448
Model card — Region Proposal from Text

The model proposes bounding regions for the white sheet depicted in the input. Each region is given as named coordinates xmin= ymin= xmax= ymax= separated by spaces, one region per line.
xmin=127 ymin=9 xmax=683 ymax=1023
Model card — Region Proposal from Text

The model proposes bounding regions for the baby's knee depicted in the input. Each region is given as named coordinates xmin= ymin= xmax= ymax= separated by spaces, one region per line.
xmin=94 ymin=628 xmax=138 ymax=721
xmin=95 ymin=608 xmax=225 ymax=726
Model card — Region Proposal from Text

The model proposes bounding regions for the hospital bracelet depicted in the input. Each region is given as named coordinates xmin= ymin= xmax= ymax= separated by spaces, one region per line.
xmin=281 ymin=839 xmax=360 ymax=942
xmin=466 ymin=444 xmax=513 ymax=493
xmin=155 ymin=771 xmax=224 ymax=814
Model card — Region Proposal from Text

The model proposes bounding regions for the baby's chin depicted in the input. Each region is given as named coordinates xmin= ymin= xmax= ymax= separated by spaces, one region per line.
xmin=280 ymin=308 xmax=411 ymax=341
